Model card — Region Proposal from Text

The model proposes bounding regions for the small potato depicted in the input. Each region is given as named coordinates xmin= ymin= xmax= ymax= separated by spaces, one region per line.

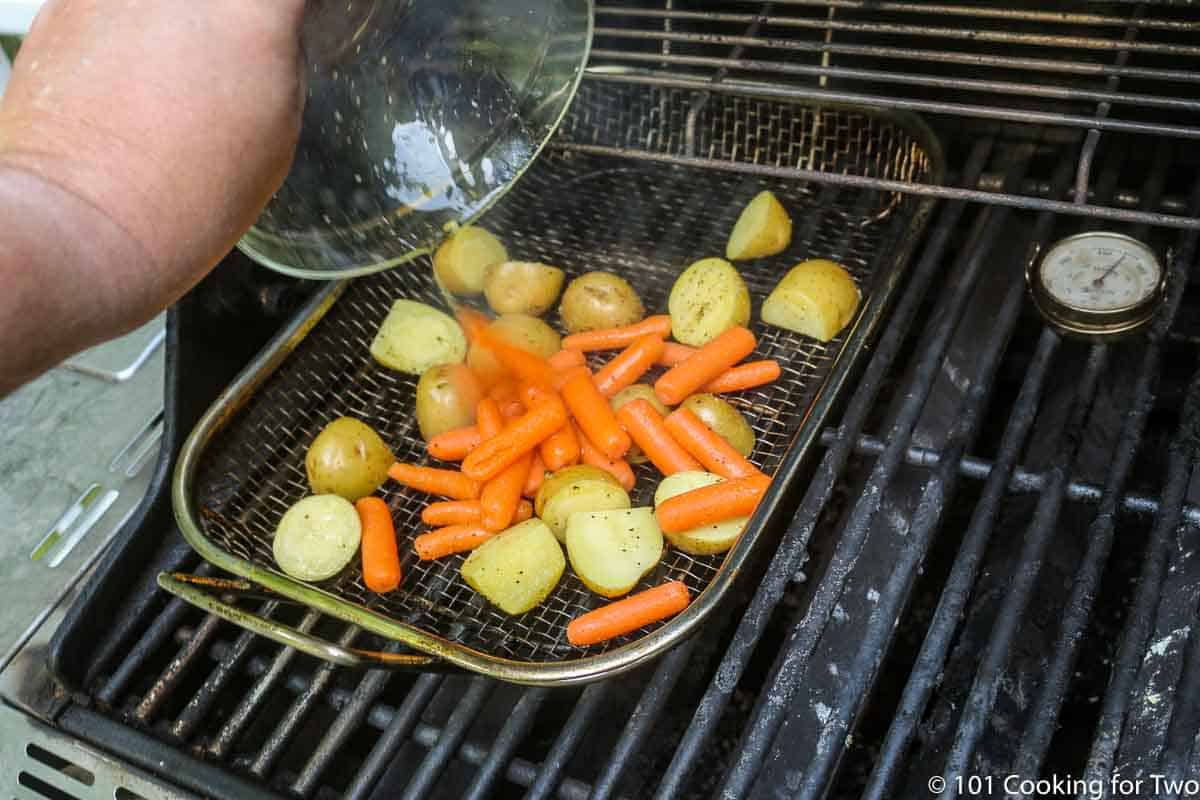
xmin=306 ymin=417 xmax=395 ymax=501
xmin=654 ymin=471 xmax=747 ymax=555
xmin=668 ymin=258 xmax=752 ymax=346
xmin=559 ymin=271 xmax=645 ymax=334
xmin=541 ymin=479 xmax=631 ymax=541
xmin=274 ymin=495 xmax=362 ymax=582
xmin=726 ymin=190 xmax=793 ymax=260
xmin=611 ymin=384 xmax=671 ymax=464
xmin=416 ymin=364 xmax=484 ymax=442
xmin=681 ymin=394 xmax=755 ymax=458
xmin=566 ymin=507 xmax=663 ymax=598
xmin=761 ymin=259 xmax=861 ymax=342
xmin=484 ymin=261 xmax=565 ymax=316
xmin=461 ymin=518 xmax=565 ymax=614
xmin=535 ymin=465 xmax=621 ymax=518
xmin=371 ymin=299 xmax=467 ymax=375
xmin=467 ymin=314 xmax=561 ymax=388
xmin=434 ymin=226 xmax=508 ymax=295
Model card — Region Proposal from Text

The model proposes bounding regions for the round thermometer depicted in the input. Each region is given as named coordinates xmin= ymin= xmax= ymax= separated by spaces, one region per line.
xmin=1027 ymin=232 xmax=1167 ymax=340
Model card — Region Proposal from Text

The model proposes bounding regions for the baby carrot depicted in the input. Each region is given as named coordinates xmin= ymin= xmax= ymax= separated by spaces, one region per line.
xmin=664 ymin=408 xmax=763 ymax=480
xmin=427 ymin=426 xmax=481 ymax=461
xmin=462 ymin=395 xmax=569 ymax=481
xmin=421 ymin=499 xmax=531 ymax=527
xmin=455 ymin=307 xmax=491 ymax=344
xmin=594 ymin=334 xmax=666 ymax=397
xmin=524 ymin=452 xmax=547 ymax=498
xmin=476 ymin=397 xmax=504 ymax=439
xmin=540 ymin=420 xmax=580 ymax=471
xmin=562 ymin=316 xmax=673 ymax=352
xmin=561 ymin=368 xmax=631 ymax=460
xmin=481 ymin=453 xmax=531 ymax=531
xmin=657 ymin=342 xmax=698 ymax=367
xmin=356 ymin=497 xmax=401 ymax=593
xmin=567 ymin=581 xmax=691 ymax=647
xmin=414 ymin=524 xmax=494 ymax=560
xmin=615 ymin=398 xmax=701 ymax=476
xmin=388 ymin=463 xmax=482 ymax=500
xmin=476 ymin=326 xmax=558 ymax=388
xmin=578 ymin=425 xmax=637 ymax=492
xmin=487 ymin=380 xmax=523 ymax=418
xmin=548 ymin=348 xmax=587 ymax=372
xmin=655 ymin=474 xmax=771 ymax=533
xmin=703 ymin=360 xmax=782 ymax=394
xmin=654 ymin=326 xmax=757 ymax=406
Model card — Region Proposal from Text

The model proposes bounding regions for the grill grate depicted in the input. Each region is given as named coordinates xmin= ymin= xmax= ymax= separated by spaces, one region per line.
xmin=41 ymin=3 xmax=1200 ymax=799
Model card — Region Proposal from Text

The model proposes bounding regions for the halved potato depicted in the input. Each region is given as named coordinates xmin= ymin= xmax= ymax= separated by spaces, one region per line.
xmin=668 ymin=258 xmax=752 ymax=346
xmin=681 ymin=394 xmax=755 ymax=458
xmin=535 ymin=465 xmax=621 ymax=518
xmin=653 ymin=471 xmax=748 ymax=555
xmin=370 ymin=299 xmax=467 ymax=375
xmin=306 ymin=417 xmax=396 ymax=501
xmin=541 ymin=479 xmax=631 ymax=541
xmin=484 ymin=261 xmax=565 ymax=316
xmin=434 ymin=225 xmax=508 ymax=295
xmin=726 ymin=190 xmax=793 ymax=260
xmin=467 ymin=314 xmax=561 ymax=388
xmin=461 ymin=518 xmax=565 ymax=615
xmin=565 ymin=507 xmax=664 ymax=598
xmin=416 ymin=363 xmax=484 ymax=442
xmin=611 ymin=384 xmax=671 ymax=464
xmin=761 ymin=259 xmax=861 ymax=343
xmin=274 ymin=495 xmax=362 ymax=582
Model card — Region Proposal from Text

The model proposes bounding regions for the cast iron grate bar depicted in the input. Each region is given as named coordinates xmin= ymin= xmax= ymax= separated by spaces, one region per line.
xmin=718 ymin=145 xmax=1036 ymax=799
xmin=524 ymin=684 xmax=612 ymax=800
xmin=400 ymin=677 xmax=494 ymax=800
xmin=346 ymin=673 xmax=443 ymax=798
xmin=461 ymin=688 xmax=549 ymax=800
xmin=648 ymin=137 xmax=996 ymax=799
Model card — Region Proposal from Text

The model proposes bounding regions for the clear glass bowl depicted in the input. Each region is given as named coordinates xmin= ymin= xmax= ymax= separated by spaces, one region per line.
xmin=240 ymin=0 xmax=593 ymax=279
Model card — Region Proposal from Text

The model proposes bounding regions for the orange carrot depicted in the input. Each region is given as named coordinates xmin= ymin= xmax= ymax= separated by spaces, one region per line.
xmin=487 ymin=380 xmax=522 ymax=417
xmin=388 ymin=463 xmax=482 ymax=500
xmin=562 ymin=316 xmax=673 ymax=352
xmin=482 ymin=453 xmax=530 ymax=531
xmin=615 ymin=398 xmax=701 ymax=476
xmin=657 ymin=342 xmax=698 ymax=367
xmin=567 ymin=581 xmax=690 ymax=647
xmin=414 ymin=524 xmax=494 ymax=560
xmin=655 ymin=474 xmax=771 ymax=533
xmin=475 ymin=326 xmax=558 ymax=388
xmin=427 ymin=426 xmax=481 ymax=461
xmin=548 ymin=348 xmax=587 ymax=372
xmin=561 ymin=368 xmax=631 ymax=460
xmin=664 ymin=408 xmax=763 ymax=479
xmin=594 ymin=334 xmax=666 ymax=398
xmin=476 ymin=397 xmax=504 ymax=439
xmin=421 ymin=499 xmax=531 ymax=527
xmin=654 ymin=327 xmax=757 ymax=405
xmin=540 ymin=420 xmax=580 ymax=471
xmin=462 ymin=395 xmax=569 ymax=481
xmin=524 ymin=452 xmax=547 ymax=498
xmin=356 ymin=497 xmax=402 ymax=593
xmin=702 ymin=360 xmax=782 ymax=394
xmin=578 ymin=425 xmax=636 ymax=492
xmin=455 ymin=307 xmax=491 ymax=344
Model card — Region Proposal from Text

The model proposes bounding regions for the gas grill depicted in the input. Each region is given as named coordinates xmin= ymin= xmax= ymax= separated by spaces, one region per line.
xmin=7 ymin=2 xmax=1200 ymax=798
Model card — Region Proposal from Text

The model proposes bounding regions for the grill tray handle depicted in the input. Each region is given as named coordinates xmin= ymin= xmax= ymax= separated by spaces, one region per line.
xmin=157 ymin=572 xmax=445 ymax=670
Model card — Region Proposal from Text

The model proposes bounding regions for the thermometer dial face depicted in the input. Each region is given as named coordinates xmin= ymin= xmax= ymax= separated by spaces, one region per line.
xmin=1029 ymin=233 xmax=1166 ymax=339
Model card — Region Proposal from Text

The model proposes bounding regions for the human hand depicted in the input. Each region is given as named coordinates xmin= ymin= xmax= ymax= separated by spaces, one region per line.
xmin=0 ymin=0 xmax=305 ymax=309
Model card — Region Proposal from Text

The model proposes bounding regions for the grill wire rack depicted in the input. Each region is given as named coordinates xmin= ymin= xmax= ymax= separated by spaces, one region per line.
xmin=34 ymin=2 xmax=1200 ymax=799
xmin=169 ymin=79 xmax=940 ymax=680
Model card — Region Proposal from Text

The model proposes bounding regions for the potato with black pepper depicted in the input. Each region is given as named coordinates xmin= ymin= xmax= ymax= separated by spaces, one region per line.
xmin=611 ymin=384 xmax=671 ymax=464
xmin=305 ymin=417 xmax=395 ymax=502
xmin=370 ymin=299 xmax=467 ymax=375
xmin=761 ymin=259 xmax=861 ymax=342
xmin=534 ymin=465 xmax=621 ymax=518
xmin=681 ymin=394 xmax=756 ymax=458
xmin=433 ymin=225 xmax=508 ymax=295
xmin=466 ymin=314 xmax=562 ymax=387
xmin=415 ymin=363 xmax=484 ymax=442
xmin=483 ymin=261 xmax=565 ymax=316
xmin=559 ymin=271 xmax=645 ymax=333
xmin=668 ymin=258 xmax=752 ymax=346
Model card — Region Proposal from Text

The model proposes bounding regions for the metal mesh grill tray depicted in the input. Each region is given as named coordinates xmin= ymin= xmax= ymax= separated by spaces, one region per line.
xmin=170 ymin=83 xmax=942 ymax=685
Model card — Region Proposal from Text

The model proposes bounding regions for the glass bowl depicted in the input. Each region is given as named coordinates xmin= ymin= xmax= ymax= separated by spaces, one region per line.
xmin=240 ymin=0 xmax=593 ymax=279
